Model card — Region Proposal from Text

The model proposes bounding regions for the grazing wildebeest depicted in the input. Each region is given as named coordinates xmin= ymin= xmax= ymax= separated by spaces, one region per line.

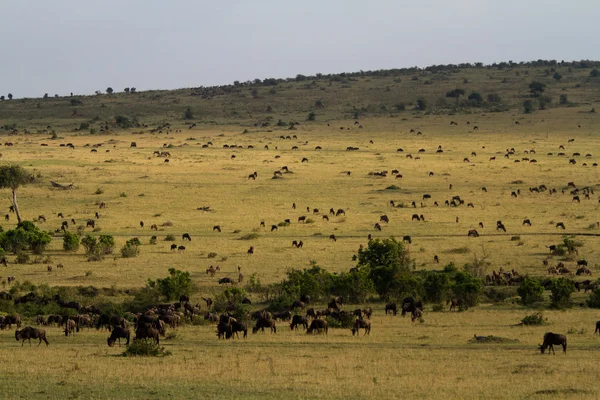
xmin=218 ymin=277 xmax=234 ymax=285
xmin=522 ymin=219 xmax=532 ymax=226
xmin=231 ymin=320 xmax=248 ymax=339
xmin=539 ymin=332 xmax=567 ymax=355
xmin=374 ymin=223 xmax=382 ymax=231
xmin=271 ymin=224 xmax=278 ymax=231
xmin=595 ymin=321 xmax=600 ymax=335
xmin=385 ymin=303 xmax=397 ymax=316
xmin=336 ymin=209 xmax=345 ymax=216
xmin=290 ymin=315 xmax=309 ymax=331
xmin=380 ymin=215 xmax=389 ymax=223
xmin=247 ymin=246 xmax=254 ymax=255
xmin=182 ymin=233 xmax=191 ymax=241
xmin=411 ymin=214 xmax=420 ymax=221
xmin=402 ymin=235 xmax=412 ymax=244
xmin=329 ymin=234 xmax=337 ymax=242
xmin=15 ymin=327 xmax=49 ymax=346
xmin=496 ymin=223 xmax=506 ymax=232
xmin=202 ymin=297 xmax=213 ymax=308
xmin=86 ymin=219 xmax=95 ymax=228
xmin=351 ymin=319 xmax=371 ymax=336
xmin=177 ymin=245 xmax=186 ymax=252
xmin=136 ymin=326 xmax=160 ymax=344
xmin=362 ymin=307 xmax=373 ymax=319
xmin=291 ymin=300 xmax=306 ymax=310
xmin=213 ymin=225 xmax=221 ymax=232
xmin=298 ymin=216 xmax=306 ymax=223
xmin=467 ymin=229 xmax=479 ymax=237
xmin=252 ymin=317 xmax=277 ymax=334
xmin=556 ymin=222 xmax=565 ymax=229
xmin=107 ymin=327 xmax=131 ymax=347
xmin=577 ymin=260 xmax=588 ymax=267
xmin=307 ymin=319 xmax=328 ymax=335
xmin=434 ymin=255 xmax=439 ymax=263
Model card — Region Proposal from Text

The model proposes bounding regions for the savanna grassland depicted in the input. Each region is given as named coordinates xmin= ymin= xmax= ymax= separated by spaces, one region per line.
xmin=0 ymin=61 xmax=600 ymax=399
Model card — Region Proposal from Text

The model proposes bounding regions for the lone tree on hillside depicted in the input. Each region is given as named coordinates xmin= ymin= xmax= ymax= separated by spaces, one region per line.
xmin=7 ymin=93 xmax=13 ymax=100
xmin=0 ymin=165 xmax=34 ymax=224
xmin=184 ymin=107 xmax=194 ymax=120
xmin=446 ymin=88 xmax=465 ymax=106
xmin=552 ymin=72 xmax=562 ymax=82
xmin=106 ymin=87 xmax=114 ymax=94
xmin=528 ymin=81 xmax=546 ymax=97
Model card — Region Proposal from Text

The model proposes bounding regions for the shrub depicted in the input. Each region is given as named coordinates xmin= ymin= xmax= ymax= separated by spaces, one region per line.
xmin=331 ymin=268 xmax=375 ymax=303
xmin=550 ymin=278 xmax=575 ymax=308
xmin=121 ymin=243 xmax=139 ymax=258
xmin=415 ymin=98 xmax=427 ymax=111
xmin=521 ymin=312 xmax=547 ymax=326
xmin=239 ymin=233 xmax=259 ymax=240
xmin=523 ymin=100 xmax=534 ymax=114
xmin=517 ymin=277 xmax=545 ymax=305
xmin=94 ymin=188 xmax=104 ymax=195
xmin=149 ymin=236 xmax=157 ymax=245
xmin=423 ymin=271 xmax=450 ymax=303
xmin=207 ymin=252 xmax=217 ymax=259
xmin=147 ymin=268 xmax=193 ymax=301
xmin=124 ymin=338 xmax=171 ymax=357
xmin=0 ymin=221 xmax=51 ymax=255
xmin=16 ymin=252 xmax=30 ymax=264
xmin=487 ymin=93 xmax=501 ymax=103
xmin=81 ymin=234 xmax=115 ymax=261
xmin=184 ymin=107 xmax=194 ymax=120
xmin=307 ymin=112 xmax=316 ymax=121
xmin=326 ymin=313 xmax=354 ymax=329
xmin=164 ymin=234 xmax=176 ymax=241
xmin=451 ymin=271 xmax=483 ymax=307
xmin=559 ymin=94 xmax=568 ymax=105
xmin=590 ymin=69 xmax=599 ymax=78
xmin=528 ymin=81 xmax=546 ymax=97
xmin=63 ymin=231 xmax=80 ymax=251
xmin=586 ymin=288 xmax=600 ymax=308
xmin=115 ymin=115 xmax=133 ymax=129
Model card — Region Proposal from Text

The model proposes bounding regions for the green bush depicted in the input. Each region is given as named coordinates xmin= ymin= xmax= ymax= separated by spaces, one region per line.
xmin=81 ymin=234 xmax=115 ymax=261
xmin=586 ymin=288 xmax=600 ymax=308
xmin=16 ymin=252 xmax=30 ymax=264
xmin=521 ymin=312 xmax=547 ymax=326
xmin=550 ymin=278 xmax=575 ymax=308
xmin=239 ymin=233 xmax=259 ymax=240
xmin=423 ymin=271 xmax=450 ymax=303
xmin=147 ymin=268 xmax=193 ymax=301
xmin=121 ymin=243 xmax=139 ymax=258
xmin=0 ymin=221 xmax=51 ymax=255
xmin=326 ymin=313 xmax=354 ymax=329
xmin=331 ymin=268 xmax=375 ymax=303
xmin=63 ymin=231 xmax=80 ymax=251
xmin=517 ymin=277 xmax=545 ymax=305
xmin=124 ymin=338 xmax=171 ymax=357
xmin=164 ymin=234 xmax=176 ymax=241
xmin=523 ymin=100 xmax=534 ymax=114
xmin=451 ymin=271 xmax=482 ymax=307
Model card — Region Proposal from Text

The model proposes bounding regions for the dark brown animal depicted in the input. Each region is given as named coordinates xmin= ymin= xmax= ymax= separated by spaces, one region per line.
xmin=351 ymin=319 xmax=371 ymax=336
xmin=307 ymin=319 xmax=328 ymax=335
xmin=290 ymin=315 xmax=309 ymax=331
xmin=107 ymin=327 xmax=131 ymax=347
xmin=539 ymin=332 xmax=567 ymax=355
xmin=15 ymin=327 xmax=49 ymax=346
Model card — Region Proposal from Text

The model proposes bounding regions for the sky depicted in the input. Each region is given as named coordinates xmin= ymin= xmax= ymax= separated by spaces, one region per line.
xmin=1 ymin=0 xmax=598 ymax=98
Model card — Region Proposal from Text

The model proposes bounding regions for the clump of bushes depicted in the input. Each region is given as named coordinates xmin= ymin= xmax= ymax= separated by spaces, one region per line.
xmin=121 ymin=238 xmax=140 ymax=258
xmin=63 ymin=231 xmax=80 ymax=251
xmin=521 ymin=312 xmax=546 ymax=326
xmin=517 ymin=277 xmax=544 ymax=305
xmin=550 ymin=278 xmax=575 ymax=309
xmin=124 ymin=339 xmax=171 ymax=357
xmin=239 ymin=233 xmax=259 ymax=240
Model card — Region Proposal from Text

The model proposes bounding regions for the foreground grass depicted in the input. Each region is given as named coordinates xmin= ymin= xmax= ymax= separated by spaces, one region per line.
xmin=1 ymin=307 xmax=600 ymax=399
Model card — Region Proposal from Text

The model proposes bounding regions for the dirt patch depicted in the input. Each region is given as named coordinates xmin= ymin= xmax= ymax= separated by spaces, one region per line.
xmin=469 ymin=335 xmax=519 ymax=343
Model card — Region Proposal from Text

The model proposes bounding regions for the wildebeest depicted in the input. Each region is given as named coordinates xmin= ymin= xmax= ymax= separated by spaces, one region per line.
xmin=177 ymin=245 xmax=186 ymax=252
xmin=231 ymin=320 xmax=248 ymax=339
xmin=182 ymin=233 xmax=191 ymax=241
xmin=86 ymin=220 xmax=95 ymax=228
xmin=248 ymin=246 xmax=254 ymax=255
xmin=522 ymin=219 xmax=532 ymax=226
xmin=595 ymin=321 xmax=600 ymax=335
xmin=252 ymin=317 xmax=277 ymax=334
xmin=136 ymin=325 xmax=160 ymax=344
xmin=15 ymin=327 xmax=49 ymax=346
xmin=213 ymin=225 xmax=221 ymax=232
xmin=290 ymin=315 xmax=309 ymax=331
xmin=374 ymin=223 xmax=382 ymax=231
xmin=307 ymin=319 xmax=328 ymax=334
xmin=107 ymin=326 xmax=131 ymax=347
xmin=64 ymin=319 xmax=77 ymax=336
xmin=380 ymin=215 xmax=389 ymax=223
xmin=556 ymin=222 xmax=565 ymax=229
xmin=218 ymin=277 xmax=234 ymax=285
xmin=539 ymin=332 xmax=567 ymax=355
xmin=170 ymin=244 xmax=177 ymax=251
xmin=402 ymin=235 xmax=412 ymax=244
xmin=291 ymin=300 xmax=306 ymax=310
xmin=351 ymin=319 xmax=371 ymax=336
xmin=385 ymin=303 xmax=397 ymax=316
xmin=467 ymin=229 xmax=479 ymax=237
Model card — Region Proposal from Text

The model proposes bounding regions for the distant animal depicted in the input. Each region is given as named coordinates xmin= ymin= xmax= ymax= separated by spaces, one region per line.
xmin=467 ymin=229 xmax=479 ymax=238
xmin=306 ymin=319 xmax=328 ymax=335
xmin=107 ymin=327 xmax=130 ymax=347
xmin=213 ymin=225 xmax=221 ymax=232
xmin=170 ymin=244 xmax=178 ymax=251
xmin=290 ymin=315 xmax=309 ymax=331
xmin=351 ymin=319 xmax=371 ymax=336
xmin=247 ymin=246 xmax=254 ymax=255
xmin=522 ymin=219 xmax=532 ymax=226
xmin=182 ymin=233 xmax=191 ymax=241
xmin=402 ymin=235 xmax=412 ymax=244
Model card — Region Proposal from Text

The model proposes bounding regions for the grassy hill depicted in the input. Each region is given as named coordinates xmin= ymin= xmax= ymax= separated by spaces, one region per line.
xmin=1 ymin=60 xmax=599 ymax=133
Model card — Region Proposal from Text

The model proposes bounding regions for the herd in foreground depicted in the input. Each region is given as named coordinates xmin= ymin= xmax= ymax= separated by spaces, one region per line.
xmin=6 ymin=294 xmax=594 ymax=355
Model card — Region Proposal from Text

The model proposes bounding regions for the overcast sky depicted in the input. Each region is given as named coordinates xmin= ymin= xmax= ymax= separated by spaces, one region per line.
xmin=1 ymin=0 xmax=598 ymax=98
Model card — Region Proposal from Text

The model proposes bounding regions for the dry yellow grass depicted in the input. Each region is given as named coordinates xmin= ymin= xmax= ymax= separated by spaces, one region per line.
xmin=0 ymin=107 xmax=599 ymax=399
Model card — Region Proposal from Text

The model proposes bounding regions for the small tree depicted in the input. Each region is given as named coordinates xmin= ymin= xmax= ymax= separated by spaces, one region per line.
xmin=528 ymin=81 xmax=546 ymax=97
xmin=517 ymin=277 xmax=544 ymax=305
xmin=106 ymin=87 xmax=113 ymax=94
xmin=446 ymin=88 xmax=465 ymax=106
xmin=124 ymin=88 xmax=130 ymax=93
xmin=184 ymin=107 xmax=194 ymax=120
xmin=559 ymin=94 xmax=568 ymax=105
xmin=538 ymin=96 xmax=551 ymax=110
xmin=148 ymin=268 xmax=193 ymax=301
xmin=550 ymin=278 xmax=575 ymax=308
xmin=0 ymin=96 xmax=4 ymax=101
xmin=43 ymin=93 xmax=48 ymax=100
xmin=586 ymin=287 xmax=600 ymax=308
xmin=251 ymin=89 xmax=258 ymax=98
xmin=307 ymin=111 xmax=316 ymax=121
xmin=7 ymin=93 xmax=13 ymax=100
xmin=63 ymin=231 xmax=80 ymax=251
xmin=415 ymin=98 xmax=427 ymax=111
xmin=0 ymin=165 xmax=34 ymax=224
xmin=467 ymin=92 xmax=483 ymax=107
xmin=552 ymin=72 xmax=562 ymax=82
xmin=589 ymin=69 xmax=599 ymax=78
xmin=523 ymin=100 xmax=534 ymax=114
